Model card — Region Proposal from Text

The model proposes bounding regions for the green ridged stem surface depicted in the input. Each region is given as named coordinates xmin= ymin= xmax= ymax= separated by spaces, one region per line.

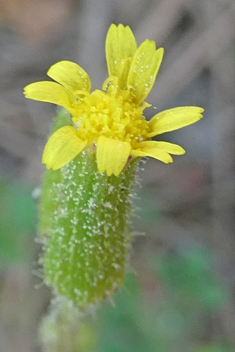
xmin=41 ymin=147 xmax=137 ymax=309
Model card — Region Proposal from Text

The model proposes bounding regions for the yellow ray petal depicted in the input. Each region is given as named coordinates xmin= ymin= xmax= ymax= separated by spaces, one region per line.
xmin=24 ymin=81 xmax=76 ymax=115
xmin=106 ymin=24 xmax=137 ymax=86
xmin=127 ymin=40 xmax=164 ymax=104
xmin=137 ymin=141 xmax=185 ymax=155
xmin=96 ymin=136 xmax=131 ymax=176
xmin=47 ymin=60 xmax=91 ymax=94
xmin=42 ymin=126 xmax=87 ymax=170
xmin=131 ymin=143 xmax=173 ymax=164
xmin=118 ymin=57 xmax=133 ymax=90
xmin=148 ymin=107 xmax=204 ymax=137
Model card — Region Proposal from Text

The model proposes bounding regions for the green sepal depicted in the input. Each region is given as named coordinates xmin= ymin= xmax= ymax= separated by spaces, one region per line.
xmin=40 ymin=147 xmax=137 ymax=309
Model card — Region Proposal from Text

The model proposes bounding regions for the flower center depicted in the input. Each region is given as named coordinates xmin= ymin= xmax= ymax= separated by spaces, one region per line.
xmin=72 ymin=85 xmax=150 ymax=148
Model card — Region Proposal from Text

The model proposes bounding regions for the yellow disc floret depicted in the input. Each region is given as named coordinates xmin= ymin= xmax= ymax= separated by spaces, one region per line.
xmin=73 ymin=87 xmax=150 ymax=149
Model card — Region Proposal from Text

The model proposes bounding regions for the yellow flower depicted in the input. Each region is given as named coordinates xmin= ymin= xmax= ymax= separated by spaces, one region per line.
xmin=24 ymin=24 xmax=204 ymax=176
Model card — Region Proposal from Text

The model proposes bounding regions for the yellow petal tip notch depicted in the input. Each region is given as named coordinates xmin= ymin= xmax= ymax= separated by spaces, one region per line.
xmin=97 ymin=136 xmax=131 ymax=176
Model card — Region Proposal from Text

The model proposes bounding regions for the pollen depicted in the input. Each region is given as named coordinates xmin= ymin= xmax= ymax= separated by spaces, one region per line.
xmin=73 ymin=88 xmax=150 ymax=148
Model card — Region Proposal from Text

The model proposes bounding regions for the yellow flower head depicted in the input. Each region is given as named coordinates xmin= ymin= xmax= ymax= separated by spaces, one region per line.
xmin=24 ymin=24 xmax=204 ymax=176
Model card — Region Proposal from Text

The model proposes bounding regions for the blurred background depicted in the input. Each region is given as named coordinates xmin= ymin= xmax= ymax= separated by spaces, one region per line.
xmin=0 ymin=0 xmax=235 ymax=351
